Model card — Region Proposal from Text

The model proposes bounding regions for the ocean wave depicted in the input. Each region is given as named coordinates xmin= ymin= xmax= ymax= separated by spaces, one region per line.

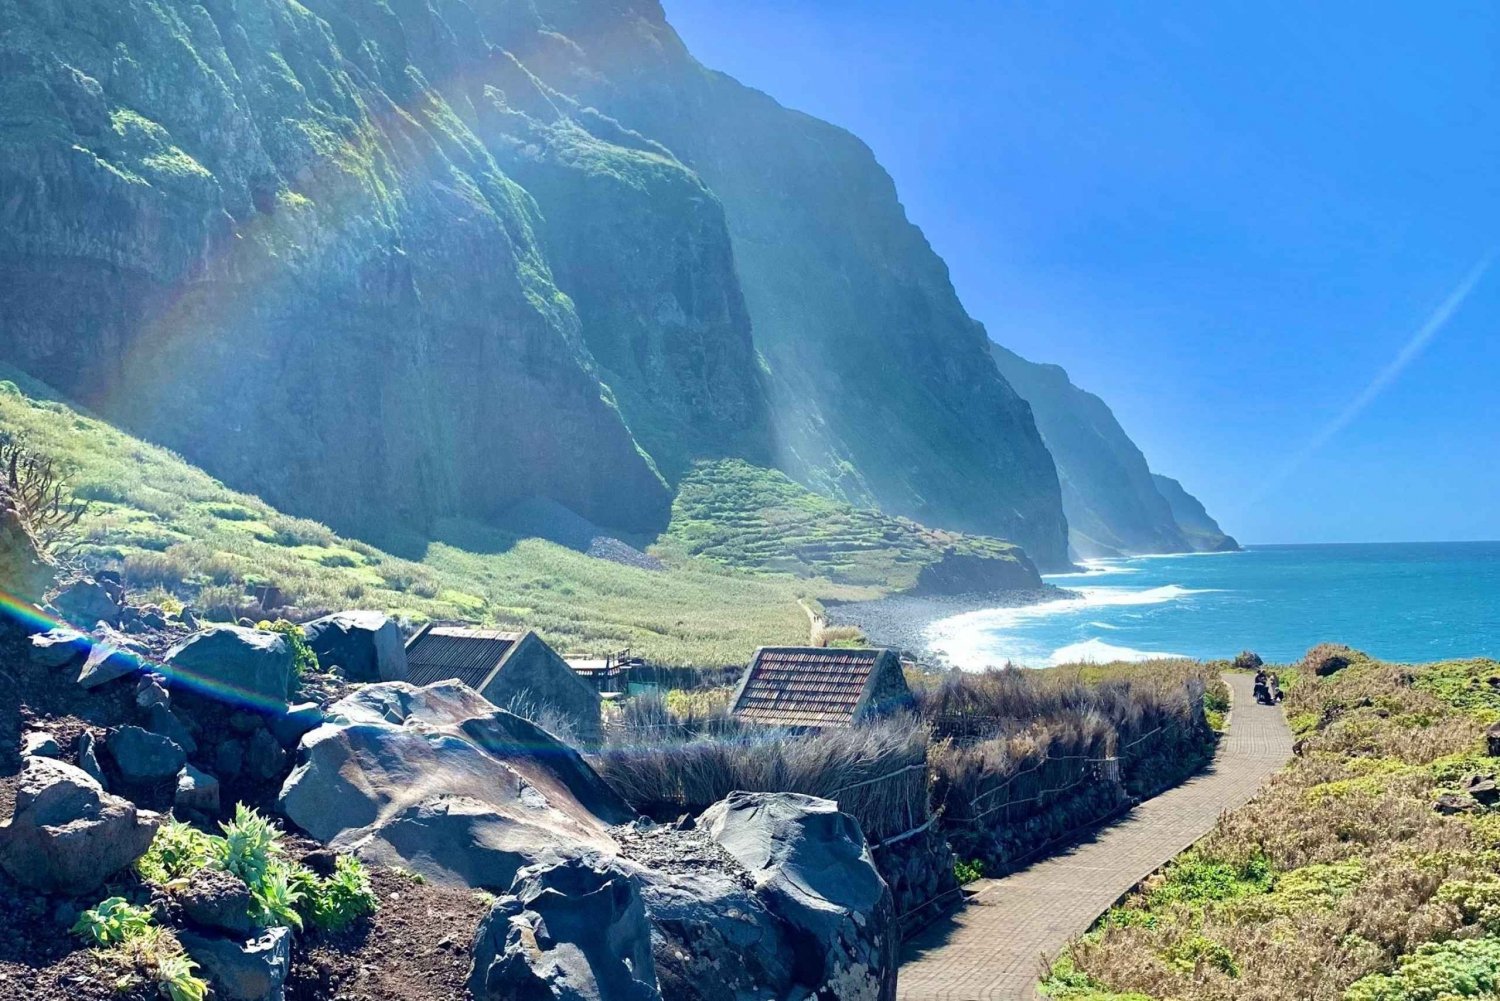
xmin=924 ymin=583 xmax=1208 ymax=669
xmin=1048 ymin=638 xmax=1185 ymax=665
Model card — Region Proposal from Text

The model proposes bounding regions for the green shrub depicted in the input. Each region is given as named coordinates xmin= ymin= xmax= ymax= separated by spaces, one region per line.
xmin=1040 ymin=955 xmax=1156 ymax=1000
xmin=136 ymin=821 xmax=216 ymax=885
xmin=249 ymin=862 xmax=305 ymax=931
xmin=1345 ymin=937 xmax=1500 ymax=1000
xmin=309 ymin=855 xmax=379 ymax=931
xmin=1145 ymin=851 xmax=1273 ymax=908
xmin=72 ymin=897 xmax=155 ymax=947
xmin=1164 ymin=935 xmax=1239 ymax=977
xmin=155 ymin=951 xmax=209 ymax=1001
xmin=256 ymin=619 xmax=319 ymax=691
xmin=1438 ymin=879 xmax=1500 ymax=932
xmin=954 ymin=858 xmax=985 ymax=885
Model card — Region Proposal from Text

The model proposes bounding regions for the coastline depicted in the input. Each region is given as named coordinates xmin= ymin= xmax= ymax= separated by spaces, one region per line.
xmin=824 ymin=587 xmax=1069 ymax=665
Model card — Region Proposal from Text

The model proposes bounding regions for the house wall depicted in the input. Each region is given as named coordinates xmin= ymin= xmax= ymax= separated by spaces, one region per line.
xmin=858 ymin=652 xmax=914 ymax=720
xmin=482 ymin=632 xmax=603 ymax=746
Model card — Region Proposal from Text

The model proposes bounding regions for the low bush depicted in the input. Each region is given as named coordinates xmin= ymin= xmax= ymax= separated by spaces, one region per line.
xmin=256 ymin=619 xmax=319 ymax=692
xmin=1050 ymin=650 xmax=1500 ymax=1001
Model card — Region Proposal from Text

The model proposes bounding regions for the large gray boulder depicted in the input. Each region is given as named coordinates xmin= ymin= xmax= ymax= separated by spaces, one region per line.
xmin=76 ymin=624 xmax=148 ymax=689
xmin=301 ymin=610 xmax=408 ymax=682
xmin=0 ymin=756 xmax=160 ymax=894
xmin=50 ymin=576 xmax=122 ymax=627
xmin=278 ymin=681 xmax=632 ymax=890
xmin=28 ymin=626 xmax=89 ymax=668
xmin=469 ymin=857 xmax=659 ymax=1001
xmin=164 ymin=625 xmax=292 ymax=707
xmin=179 ymin=927 xmax=291 ymax=1001
xmin=106 ymin=726 xmax=187 ymax=785
xmin=699 ymin=792 xmax=898 ymax=1001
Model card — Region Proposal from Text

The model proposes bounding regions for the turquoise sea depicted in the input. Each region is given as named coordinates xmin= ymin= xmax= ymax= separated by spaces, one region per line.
xmin=926 ymin=542 xmax=1500 ymax=668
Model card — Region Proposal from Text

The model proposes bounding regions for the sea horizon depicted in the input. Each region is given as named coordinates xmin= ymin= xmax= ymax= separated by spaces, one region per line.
xmin=927 ymin=540 xmax=1500 ymax=670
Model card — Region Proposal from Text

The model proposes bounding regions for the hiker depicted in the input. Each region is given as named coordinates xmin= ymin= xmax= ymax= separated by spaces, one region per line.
xmin=1253 ymin=668 xmax=1271 ymax=705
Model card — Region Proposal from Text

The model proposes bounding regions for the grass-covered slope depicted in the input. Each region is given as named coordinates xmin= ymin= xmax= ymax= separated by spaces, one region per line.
xmin=0 ymin=372 xmax=829 ymax=665
xmin=1043 ymin=649 xmax=1500 ymax=1001
xmin=661 ymin=459 xmax=1041 ymax=591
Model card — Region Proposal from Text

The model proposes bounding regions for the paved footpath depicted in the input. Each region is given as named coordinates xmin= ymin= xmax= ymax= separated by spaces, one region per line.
xmin=897 ymin=673 xmax=1293 ymax=1001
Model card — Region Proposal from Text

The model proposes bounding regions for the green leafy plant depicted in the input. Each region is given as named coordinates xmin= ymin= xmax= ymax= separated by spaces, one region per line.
xmin=1345 ymin=937 xmax=1500 ymax=1000
xmin=215 ymin=804 xmax=281 ymax=887
xmin=249 ymin=862 xmax=305 ymax=931
xmin=136 ymin=821 xmax=216 ymax=886
xmin=954 ymin=858 xmax=985 ymax=885
xmin=257 ymin=618 xmax=319 ymax=691
xmin=72 ymin=897 xmax=155 ymax=947
xmin=309 ymin=855 xmax=379 ymax=931
xmin=154 ymin=951 xmax=209 ymax=1001
xmin=1165 ymin=934 xmax=1239 ymax=978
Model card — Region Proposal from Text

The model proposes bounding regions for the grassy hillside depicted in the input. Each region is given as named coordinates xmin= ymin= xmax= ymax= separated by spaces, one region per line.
xmin=1043 ymin=648 xmax=1500 ymax=1001
xmin=0 ymin=371 xmax=842 ymax=665
xmin=662 ymin=459 xmax=1036 ymax=590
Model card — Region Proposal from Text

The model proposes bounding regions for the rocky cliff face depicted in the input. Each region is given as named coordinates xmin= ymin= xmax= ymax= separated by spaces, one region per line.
xmin=1152 ymin=474 xmax=1240 ymax=552
xmin=495 ymin=1 xmax=1070 ymax=566
xmin=0 ymin=0 xmax=1074 ymax=566
xmin=990 ymin=344 xmax=1237 ymax=557
xmin=991 ymin=344 xmax=1191 ymax=559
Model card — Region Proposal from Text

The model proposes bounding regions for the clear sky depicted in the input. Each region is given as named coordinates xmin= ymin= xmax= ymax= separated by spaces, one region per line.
xmin=663 ymin=1 xmax=1500 ymax=545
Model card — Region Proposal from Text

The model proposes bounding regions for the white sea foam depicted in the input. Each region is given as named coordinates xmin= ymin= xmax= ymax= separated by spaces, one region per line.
xmin=925 ymin=583 xmax=1208 ymax=669
xmin=1047 ymin=638 xmax=1185 ymax=665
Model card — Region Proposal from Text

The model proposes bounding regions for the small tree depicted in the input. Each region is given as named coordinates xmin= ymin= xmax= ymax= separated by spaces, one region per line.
xmin=0 ymin=432 xmax=89 ymax=560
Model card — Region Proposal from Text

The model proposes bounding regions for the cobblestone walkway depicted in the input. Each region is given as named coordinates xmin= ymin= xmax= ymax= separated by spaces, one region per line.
xmin=897 ymin=673 xmax=1292 ymax=1001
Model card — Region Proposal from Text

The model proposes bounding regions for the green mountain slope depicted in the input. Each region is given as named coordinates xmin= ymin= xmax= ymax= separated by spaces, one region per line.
xmin=0 ymin=0 xmax=1073 ymax=569
xmin=0 ymin=370 xmax=829 ymax=665
xmin=991 ymin=343 xmax=1192 ymax=558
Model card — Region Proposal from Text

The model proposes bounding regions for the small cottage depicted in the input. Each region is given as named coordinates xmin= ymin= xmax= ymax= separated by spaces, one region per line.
xmin=404 ymin=625 xmax=601 ymax=745
xmin=728 ymin=646 xmax=912 ymax=729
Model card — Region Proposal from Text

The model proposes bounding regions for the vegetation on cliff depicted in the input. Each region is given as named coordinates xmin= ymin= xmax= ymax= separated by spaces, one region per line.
xmin=0 ymin=371 xmax=830 ymax=665
xmin=1043 ymin=650 xmax=1500 ymax=1000
xmin=661 ymin=459 xmax=1040 ymax=591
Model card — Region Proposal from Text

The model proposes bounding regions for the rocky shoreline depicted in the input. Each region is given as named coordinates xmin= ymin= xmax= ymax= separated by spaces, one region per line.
xmin=825 ymin=587 xmax=1072 ymax=666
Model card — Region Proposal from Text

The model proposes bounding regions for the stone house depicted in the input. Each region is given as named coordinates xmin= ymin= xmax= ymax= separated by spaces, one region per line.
xmin=404 ymin=625 xmax=601 ymax=745
xmin=728 ymin=646 xmax=912 ymax=729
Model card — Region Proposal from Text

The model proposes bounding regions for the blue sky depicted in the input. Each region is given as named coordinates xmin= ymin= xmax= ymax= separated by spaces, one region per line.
xmin=664 ymin=1 xmax=1499 ymax=544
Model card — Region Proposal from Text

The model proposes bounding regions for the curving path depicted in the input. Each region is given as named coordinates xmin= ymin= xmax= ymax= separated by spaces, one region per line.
xmin=897 ymin=673 xmax=1292 ymax=1001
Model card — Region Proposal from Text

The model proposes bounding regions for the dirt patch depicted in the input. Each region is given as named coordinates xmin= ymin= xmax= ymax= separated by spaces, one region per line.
xmin=285 ymin=866 xmax=488 ymax=1001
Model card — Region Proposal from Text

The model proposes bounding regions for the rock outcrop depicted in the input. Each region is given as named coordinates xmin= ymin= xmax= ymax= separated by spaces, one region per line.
xmin=164 ymin=626 xmax=292 ymax=707
xmin=278 ymin=681 xmax=632 ymax=889
xmin=301 ymin=611 xmax=407 ymax=683
xmin=0 ymin=755 xmax=160 ymax=894
xmin=0 ymin=494 xmax=54 ymax=605
xmin=469 ymin=857 xmax=659 ymax=1001
xmin=700 ymin=792 xmax=898 ymax=1001
xmin=279 ymin=681 xmax=899 ymax=1000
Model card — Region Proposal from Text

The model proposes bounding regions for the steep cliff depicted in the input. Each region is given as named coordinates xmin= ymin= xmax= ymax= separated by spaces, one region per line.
xmin=495 ymin=2 xmax=1070 ymax=566
xmin=990 ymin=344 xmax=1190 ymax=558
xmin=1152 ymin=475 xmax=1240 ymax=553
xmin=0 ymin=0 xmax=1074 ymax=566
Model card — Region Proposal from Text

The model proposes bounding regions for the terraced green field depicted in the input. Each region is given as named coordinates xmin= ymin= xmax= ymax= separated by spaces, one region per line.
xmin=662 ymin=459 xmax=1033 ymax=589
